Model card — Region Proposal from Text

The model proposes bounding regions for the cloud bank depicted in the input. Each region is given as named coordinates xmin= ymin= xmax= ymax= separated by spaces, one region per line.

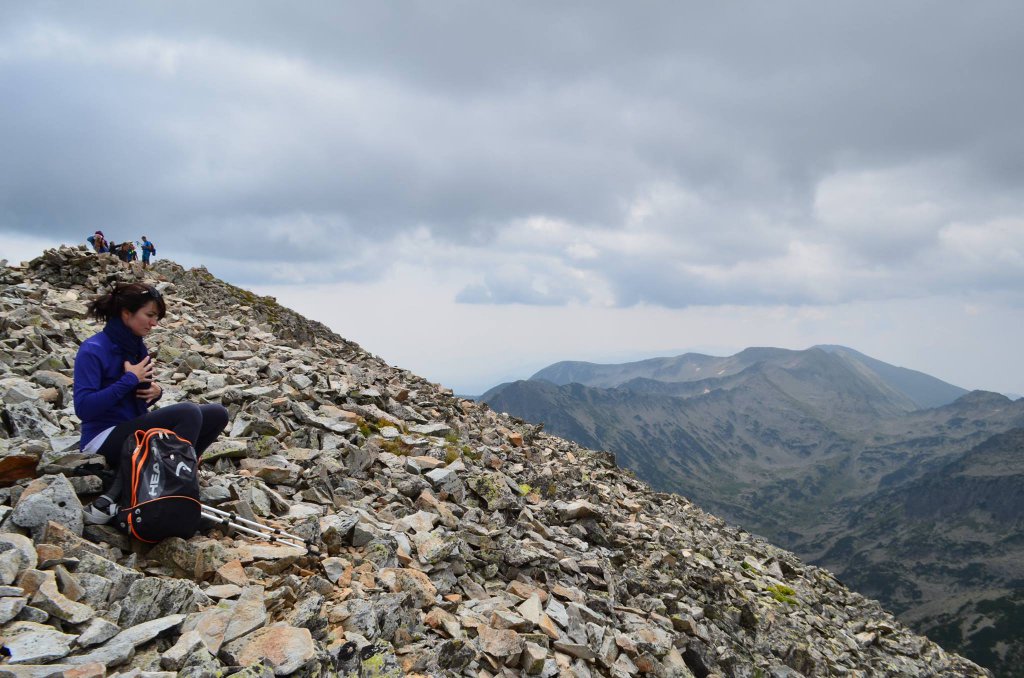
xmin=2 ymin=2 xmax=1023 ymax=314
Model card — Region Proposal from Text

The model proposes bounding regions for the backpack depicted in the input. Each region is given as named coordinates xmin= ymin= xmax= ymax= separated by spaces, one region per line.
xmin=113 ymin=428 xmax=201 ymax=543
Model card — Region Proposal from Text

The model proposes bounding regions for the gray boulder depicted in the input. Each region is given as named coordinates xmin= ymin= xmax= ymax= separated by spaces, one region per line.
xmin=119 ymin=578 xmax=211 ymax=628
xmin=10 ymin=474 xmax=84 ymax=539
xmin=1 ymin=621 xmax=77 ymax=664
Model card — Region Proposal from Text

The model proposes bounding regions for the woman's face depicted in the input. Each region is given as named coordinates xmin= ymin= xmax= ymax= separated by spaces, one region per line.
xmin=121 ymin=301 xmax=161 ymax=337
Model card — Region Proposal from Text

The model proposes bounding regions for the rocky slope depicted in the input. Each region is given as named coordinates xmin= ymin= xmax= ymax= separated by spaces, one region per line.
xmin=0 ymin=245 xmax=991 ymax=677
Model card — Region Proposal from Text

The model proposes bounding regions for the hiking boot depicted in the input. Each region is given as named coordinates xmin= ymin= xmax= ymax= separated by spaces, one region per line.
xmin=83 ymin=495 xmax=118 ymax=525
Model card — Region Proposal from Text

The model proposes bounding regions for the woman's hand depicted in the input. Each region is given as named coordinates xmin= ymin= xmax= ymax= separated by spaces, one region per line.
xmin=136 ymin=381 xmax=162 ymax=402
xmin=124 ymin=356 xmax=154 ymax=383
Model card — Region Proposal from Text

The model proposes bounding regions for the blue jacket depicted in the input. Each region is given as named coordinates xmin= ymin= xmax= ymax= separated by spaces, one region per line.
xmin=73 ymin=321 xmax=159 ymax=449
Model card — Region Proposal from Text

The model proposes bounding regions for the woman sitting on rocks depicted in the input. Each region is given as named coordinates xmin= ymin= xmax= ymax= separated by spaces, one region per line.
xmin=73 ymin=282 xmax=228 ymax=524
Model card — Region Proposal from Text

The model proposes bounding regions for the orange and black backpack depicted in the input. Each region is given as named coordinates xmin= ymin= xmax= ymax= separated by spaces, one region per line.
xmin=114 ymin=428 xmax=202 ymax=542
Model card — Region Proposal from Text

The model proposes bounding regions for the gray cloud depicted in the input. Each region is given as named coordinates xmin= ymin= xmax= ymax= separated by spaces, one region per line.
xmin=455 ymin=260 xmax=592 ymax=306
xmin=2 ymin=2 xmax=1023 ymax=304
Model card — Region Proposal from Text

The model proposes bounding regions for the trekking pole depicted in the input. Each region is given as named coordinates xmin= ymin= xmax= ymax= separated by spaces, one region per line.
xmin=199 ymin=504 xmax=320 ymax=554
xmin=200 ymin=508 xmax=311 ymax=552
xmin=201 ymin=511 xmax=308 ymax=550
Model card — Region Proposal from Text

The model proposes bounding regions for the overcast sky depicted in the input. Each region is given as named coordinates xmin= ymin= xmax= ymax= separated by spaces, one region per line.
xmin=2 ymin=2 xmax=1022 ymax=395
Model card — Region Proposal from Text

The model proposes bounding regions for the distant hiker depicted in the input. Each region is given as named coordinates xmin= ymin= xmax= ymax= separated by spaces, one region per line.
xmin=87 ymin=231 xmax=108 ymax=254
xmin=117 ymin=241 xmax=137 ymax=263
xmin=73 ymin=282 xmax=229 ymax=524
xmin=109 ymin=241 xmax=135 ymax=263
xmin=140 ymin=236 xmax=156 ymax=268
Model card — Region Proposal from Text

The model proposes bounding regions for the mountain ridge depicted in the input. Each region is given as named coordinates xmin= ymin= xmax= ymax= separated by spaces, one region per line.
xmin=483 ymin=349 xmax=1023 ymax=676
xmin=530 ymin=344 xmax=969 ymax=411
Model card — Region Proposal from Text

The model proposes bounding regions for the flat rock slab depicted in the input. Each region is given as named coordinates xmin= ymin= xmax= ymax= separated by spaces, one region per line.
xmin=408 ymin=423 xmax=452 ymax=437
xmin=393 ymin=510 xmax=437 ymax=534
xmin=553 ymin=640 xmax=598 ymax=660
xmin=221 ymin=625 xmax=315 ymax=676
xmin=63 ymin=640 xmax=134 ymax=668
xmin=0 ymin=663 xmax=106 ymax=678
xmin=238 ymin=544 xmax=306 ymax=561
xmin=119 ymin=578 xmax=210 ymax=628
xmin=240 ymin=456 xmax=301 ymax=486
xmin=223 ymin=586 xmax=268 ymax=644
xmin=182 ymin=606 xmax=232 ymax=654
xmin=112 ymin=613 xmax=186 ymax=648
xmin=1 ymin=621 xmax=77 ymax=664
xmin=552 ymin=500 xmax=603 ymax=521
xmin=204 ymin=584 xmax=243 ymax=599
xmin=77 ymin=617 xmax=121 ymax=648
xmin=406 ymin=456 xmax=447 ymax=473
xmin=518 ymin=594 xmax=545 ymax=624
xmin=477 ymin=625 xmax=525 ymax=658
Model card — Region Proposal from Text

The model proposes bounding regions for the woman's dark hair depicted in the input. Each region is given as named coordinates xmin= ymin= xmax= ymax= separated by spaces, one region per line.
xmin=87 ymin=283 xmax=167 ymax=322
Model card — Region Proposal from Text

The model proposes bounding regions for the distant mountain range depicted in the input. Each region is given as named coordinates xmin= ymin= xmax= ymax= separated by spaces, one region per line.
xmin=530 ymin=345 xmax=968 ymax=409
xmin=481 ymin=345 xmax=1024 ymax=677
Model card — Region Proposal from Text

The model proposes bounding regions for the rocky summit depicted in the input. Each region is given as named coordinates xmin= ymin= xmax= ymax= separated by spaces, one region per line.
xmin=0 ymin=246 xmax=990 ymax=677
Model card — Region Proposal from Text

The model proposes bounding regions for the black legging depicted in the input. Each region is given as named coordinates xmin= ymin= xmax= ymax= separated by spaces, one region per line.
xmin=97 ymin=402 xmax=229 ymax=468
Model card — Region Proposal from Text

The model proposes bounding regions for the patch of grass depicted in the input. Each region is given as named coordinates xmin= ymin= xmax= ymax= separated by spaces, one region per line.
xmin=445 ymin=430 xmax=459 ymax=444
xmin=379 ymin=439 xmax=411 ymax=456
xmin=767 ymin=583 xmax=798 ymax=605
